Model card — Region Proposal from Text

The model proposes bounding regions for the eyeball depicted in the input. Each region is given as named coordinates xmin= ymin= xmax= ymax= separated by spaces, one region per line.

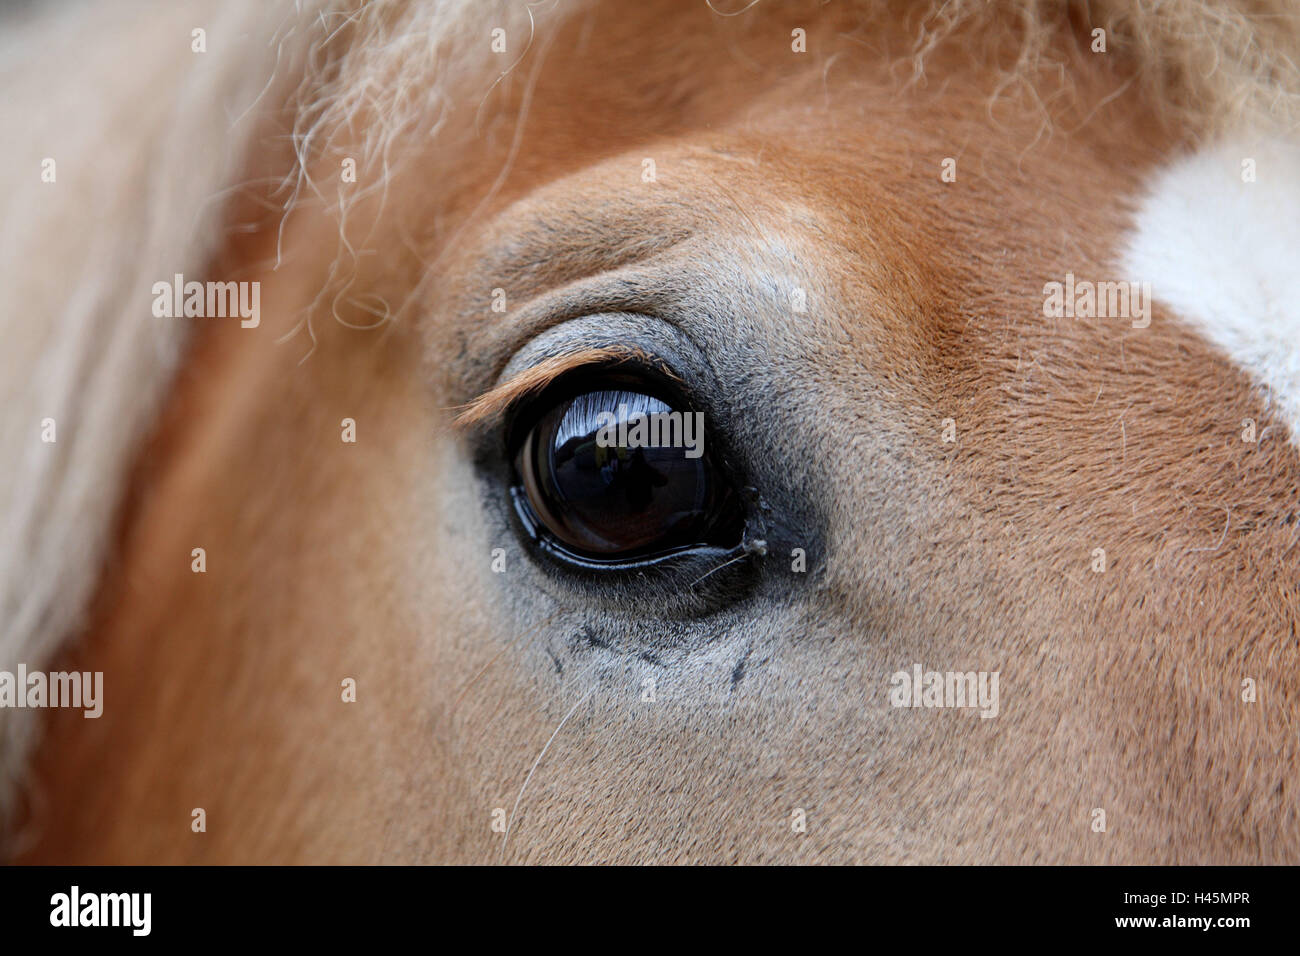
xmin=513 ymin=384 xmax=742 ymax=562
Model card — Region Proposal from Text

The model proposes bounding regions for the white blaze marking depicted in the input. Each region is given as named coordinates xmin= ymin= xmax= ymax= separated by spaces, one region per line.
xmin=1123 ymin=136 xmax=1300 ymax=444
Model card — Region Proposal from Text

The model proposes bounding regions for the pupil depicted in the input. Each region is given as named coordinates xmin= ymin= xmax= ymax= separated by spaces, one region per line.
xmin=517 ymin=388 xmax=723 ymax=557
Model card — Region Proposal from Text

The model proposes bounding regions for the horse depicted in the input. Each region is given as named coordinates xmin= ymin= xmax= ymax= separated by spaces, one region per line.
xmin=2 ymin=0 xmax=1298 ymax=863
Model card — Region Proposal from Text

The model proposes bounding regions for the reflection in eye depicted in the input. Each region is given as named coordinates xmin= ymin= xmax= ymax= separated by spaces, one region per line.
xmin=514 ymin=386 xmax=742 ymax=560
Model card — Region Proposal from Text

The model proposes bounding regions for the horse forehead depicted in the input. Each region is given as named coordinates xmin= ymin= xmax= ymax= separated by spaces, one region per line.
xmin=456 ymin=121 xmax=1133 ymax=326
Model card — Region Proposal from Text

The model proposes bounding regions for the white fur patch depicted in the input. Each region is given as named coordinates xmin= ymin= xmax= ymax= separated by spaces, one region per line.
xmin=1123 ymin=136 xmax=1300 ymax=443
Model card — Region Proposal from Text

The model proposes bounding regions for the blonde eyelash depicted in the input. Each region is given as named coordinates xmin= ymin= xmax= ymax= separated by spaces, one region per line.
xmin=452 ymin=344 xmax=675 ymax=429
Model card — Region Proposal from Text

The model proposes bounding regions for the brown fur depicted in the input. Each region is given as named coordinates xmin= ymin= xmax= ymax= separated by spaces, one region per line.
xmin=10 ymin=0 xmax=1300 ymax=863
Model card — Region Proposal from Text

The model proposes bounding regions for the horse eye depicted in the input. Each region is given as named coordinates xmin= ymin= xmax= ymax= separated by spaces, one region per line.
xmin=512 ymin=385 xmax=743 ymax=562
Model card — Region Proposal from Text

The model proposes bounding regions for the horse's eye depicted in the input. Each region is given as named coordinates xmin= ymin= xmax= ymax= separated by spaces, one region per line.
xmin=512 ymin=385 xmax=743 ymax=562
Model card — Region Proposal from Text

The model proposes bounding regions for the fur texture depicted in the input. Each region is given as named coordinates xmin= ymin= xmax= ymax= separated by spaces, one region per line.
xmin=5 ymin=0 xmax=1300 ymax=862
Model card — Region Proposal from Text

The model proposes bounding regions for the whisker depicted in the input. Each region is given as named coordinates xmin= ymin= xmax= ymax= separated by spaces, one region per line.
xmin=499 ymin=683 xmax=597 ymax=863
xmin=688 ymin=551 xmax=750 ymax=588
xmin=688 ymin=538 xmax=765 ymax=588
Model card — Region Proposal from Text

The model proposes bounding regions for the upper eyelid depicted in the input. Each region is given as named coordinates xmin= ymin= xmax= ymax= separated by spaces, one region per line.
xmin=452 ymin=344 xmax=678 ymax=430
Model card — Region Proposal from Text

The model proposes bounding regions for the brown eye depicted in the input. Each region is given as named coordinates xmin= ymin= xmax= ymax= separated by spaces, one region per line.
xmin=513 ymin=386 xmax=742 ymax=561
